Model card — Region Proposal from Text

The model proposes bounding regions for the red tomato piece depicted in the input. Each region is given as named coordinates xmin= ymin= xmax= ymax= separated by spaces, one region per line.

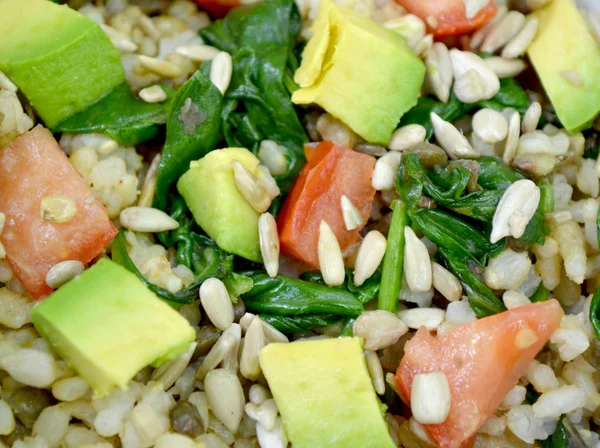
xmin=277 ymin=141 xmax=376 ymax=269
xmin=193 ymin=0 xmax=242 ymax=17
xmin=0 ymin=126 xmax=117 ymax=298
xmin=394 ymin=0 xmax=497 ymax=37
xmin=395 ymin=300 xmax=564 ymax=448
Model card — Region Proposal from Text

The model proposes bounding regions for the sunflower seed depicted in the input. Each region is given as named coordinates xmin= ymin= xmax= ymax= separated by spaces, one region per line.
xmin=354 ymin=143 xmax=388 ymax=157
xmin=249 ymin=384 xmax=272 ymax=406
xmin=424 ymin=42 xmax=453 ymax=103
xmin=245 ymin=399 xmax=278 ymax=431
xmin=522 ymin=102 xmax=542 ymax=134
xmin=137 ymin=154 xmax=161 ymax=207
xmin=365 ymin=351 xmax=385 ymax=395
xmin=353 ymin=310 xmax=408 ymax=351
xmin=100 ymin=24 xmax=138 ymax=52
xmin=450 ymin=50 xmax=500 ymax=103
xmin=138 ymin=14 xmax=160 ymax=41
xmin=491 ymin=179 xmax=541 ymax=243
xmin=199 ymin=278 xmax=235 ymax=331
xmin=430 ymin=112 xmax=479 ymax=159
xmin=232 ymin=161 xmax=271 ymax=213
xmin=120 ymin=206 xmax=179 ymax=232
xmin=372 ymin=152 xmax=403 ymax=190
xmin=318 ymin=220 xmax=345 ymax=287
xmin=432 ymin=262 xmax=462 ymax=302
xmin=138 ymin=55 xmax=181 ymax=78
xmin=415 ymin=34 xmax=434 ymax=58
xmin=404 ymin=227 xmax=433 ymax=293
xmin=204 ymin=369 xmax=245 ymax=433
xmin=256 ymin=417 xmax=287 ymax=448
xmin=259 ymin=213 xmax=280 ymax=278
xmin=196 ymin=330 xmax=236 ymax=380
xmin=341 ymin=196 xmax=364 ymax=231
xmin=151 ymin=342 xmax=196 ymax=390
xmin=388 ymin=124 xmax=427 ymax=151
xmin=256 ymin=166 xmax=280 ymax=201
xmin=176 ymin=45 xmax=221 ymax=61
xmin=258 ymin=140 xmax=289 ymax=176
xmin=503 ymin=111 xmax=521 ymax=164
xmin=501 ymin=18 xmax=539 ymax=59
xmin=472 ymin=108 xmax=508 ymax=144
xmin=398 ymin=308 xmax=445 ymax=330
xmin=240 ymin=316 xmax=265 ymax=381
xmin=470 ymin=5 xmax=508 ymax=50
xmin=559 ymin=70 xmax=581 ymax=87
xmin=40 ymin=195 xmax=78 ymax=223
xmin=481 ymin=11 xmax=526 ymax=54
xmin=354 ymin=231 xmax=387 ymax=287
xmin=484 ymin=57 xmax=528 ymax=78
xmin=139 ymin=85 xmax=167 ymax=103
xmin=261 ymin=320 xmax=289 ymax=344
xmin=411 ymin=372 xmax=451 ymax=425
xmin=210 ymin=51 xmax=233 ymax=95
xmin=46 ymin=260 xmax=84 ymax=289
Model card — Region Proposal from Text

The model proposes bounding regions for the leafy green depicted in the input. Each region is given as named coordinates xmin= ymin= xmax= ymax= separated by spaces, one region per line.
xmin=477 ymin=156 xmax=526 ymax=190
xmin=409 ymin=208 xmax=504 ymax=265
xmin=240 ymin=272 xmax=364 ymax=317
xmin=476 ymin=78 xmax=530 ymax=115
xmin=111 ymin=230 xmax=232 ymax=307
xmin=259 ymin=314 xmax=340 ymax=333
xmin=223 ymin=273 xmax=254 ymax=301
xmin=339 ymin=318 xmax=355 ymax=337
xmin=153 ymin=70 xmax=222 ymax=211
xmin=438 ymin=247 xmax=506 ymax=318
xmin=300 ymin=269 xmax=381 ymax=305
xmin=590 ymin=285 xmax=600 ymax=341
xmin=53 ymin=83 xmax=174 ymax=146
xmin=379 ymin=200 xmax=407 ymax=313
xmin=539 ymin=416 xmax=588 ymax=448
xmin=200 ymin=0 xmax=308 ymax=191
xmin=530 ymin=283 xmax=551 ymax=303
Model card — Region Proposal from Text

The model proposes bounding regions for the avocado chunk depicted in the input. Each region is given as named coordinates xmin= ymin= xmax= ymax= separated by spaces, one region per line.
xmin=177 ymin=148 xmax=262 ymax=262
xmin=31 ymin=259 xmax=195 ymax=397
xmin=527 ymin=0 xmax=600 ymax=133
xmin=292 ymin=0 xmax=425 ymax=145
xmin=0 ymin=0 xmax=124 ymax=128
xmin=259 ymin=337 xmax=395 ymax=448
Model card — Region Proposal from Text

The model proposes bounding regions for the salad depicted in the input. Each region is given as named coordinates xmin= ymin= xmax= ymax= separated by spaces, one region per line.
xmin=0 ymin=0 xmax=599 ymax=447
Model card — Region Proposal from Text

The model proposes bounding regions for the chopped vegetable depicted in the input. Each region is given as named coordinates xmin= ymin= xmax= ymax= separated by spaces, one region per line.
xmin=0 ymin=126 xmax=117 ymax=298
xmin=393 ymin=0 xmax=497 ymax=37
xmin=539 ymin=415 xmax=588 ymax=448
xmin=278 ymin=141 xmax=375 ymax=268
xmin=259 ymin=314 xmax=340 ymax=333
xmin=590 ymin=285 xmax=600 ymax=341
xmin=193 ymin=0 xmax=243 ymax=17
xmin=395 ymin=300 xmax=563 ymax=448
xmin=378 ymin=200 xmax=407 ymax=313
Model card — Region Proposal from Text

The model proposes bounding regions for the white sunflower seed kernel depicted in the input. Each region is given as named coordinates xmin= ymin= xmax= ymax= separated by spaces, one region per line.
xmin=388 ymin=124 xmax=427 ymax=151
xmin=398 ymin=308 xmax=445 ymax=330
xmin=245 ymin=399 xmax=278 ymax=431
xmin=431 ymin=112 xmax=479 ymax=160
xmin=46 ymin=260 xmax=85 ymax=289
xmin=372 ymin=152 xmax=402 ymax=190
xmin=199 ymin=278 xmax=234 ymax=331
xmin=240 ymin=315 xmax=265 ymax=381
xmin=139 ymin=85 xmax=167 ymax=103
xmin=353 ymin=231 xmax=387 ymax=287
xmin=256 ymin=417 xmax=287 ymax=448
xmin=450 ymin=49 xmax=500 ymax=103
xmin=501 ymin=18 xmax=539 ymax=59
xmin=204 ymin=369 xmax=245 ymax=433
xmin=491 ymin=179 xmax=541 ymax=243
xmin=503 ymin=111 xmax=521 ymax=164
xmin=341 ymin=196 xmax=364 ymax=231
xmin=425 ymin=42 xmax=453 ymax=103
xmin=41 ymin=195 xmax=78 ymax=223
xmin=318 ymin=220 xmax=345 ymax=287
xmin=365 ymin=351 xmax=385 ymax=395
xmin=481 ymin=11 xmax=526 ymax=54
xmin=100 ymin=24 xmax=138 ymax=52
xmin=411 ymin=372 xmax=451 ymax=425
xmin=432 ymin=262 xmax=462 ymax=302
xmin=175 ymin=45 xmax=221 ymax=61
xmin=472 ymin=108 xmax=508 ymax=144
xmin=404 ymin=226 xmax=433 ymax=292
xmin=210 ymin=51 xmax=233 ymax=95
xmin=258 ymin=140 xmax=288 ymax=176
xmin=353 ymin=310 xmax=408 ymax=351
xmin=522 ymin=102 xmax=542 ymax=134
xmin=256 ymin=166 xmax=280 ymax=201
xmin=196 ymin=327 xmax=238 ymax=380
xmin=484 ymin=56 xmax=528 ymax=78
xmin=120 ymin=206 xmax=179 ymax=233
xmin=138 ymin=55 xmax=181 ymax=78
xmin=259 ymin=213 xmax=280 ymax=278
xmin=470 ymin=5 xmax=508 ymax=50
xmin=232 ymin=161 xmax=271 ymax=213
xmin=137 ymin=154 xmax=161 ymax=207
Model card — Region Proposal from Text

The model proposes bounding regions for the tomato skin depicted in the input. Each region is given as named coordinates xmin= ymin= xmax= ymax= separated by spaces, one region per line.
xmin=394 ymin=0 xmax=497 ymax=37
xmin=277 ymin=141 xmax=376 ymax=269
xmin=395 ymin=300 xmax=564 ymax=448
xmin=193 ymin=0 xmax=241 ymax=17
xmin=0 ymin=126 xmax=117 ymax=298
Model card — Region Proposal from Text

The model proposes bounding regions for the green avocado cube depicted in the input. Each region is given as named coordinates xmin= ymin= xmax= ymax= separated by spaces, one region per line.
xmin=31 ymin=259 xmax=195 ymax=397
xmin=259 ymin=337 xmax=396 ymax=448
xmin=292 ymin=0 xmax=425 ymax=145
xmin=527 ymin=0 xmax=600 ymax=133
xmin=0 ymin=0 xmax=125 ymax=128
xmin=177 ymin=147 xmax=262 ymax=262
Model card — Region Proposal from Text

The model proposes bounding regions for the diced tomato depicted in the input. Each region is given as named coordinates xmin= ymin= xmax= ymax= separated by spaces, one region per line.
xmin=394 ymin=0 xmax=497 ymax=37
xmin=193 ymin=0 xmax=242 ymax=17
xmin=0 ymin=126 xmax=117 ymax=298
xmin=395 ymin=300 xmax=564 ymax=448
xmin=278 ymin=141 xmax=376 ymax=269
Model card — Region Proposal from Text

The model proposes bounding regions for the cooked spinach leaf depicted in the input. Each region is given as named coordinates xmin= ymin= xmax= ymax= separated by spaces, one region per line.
xmin=530 ymin=283 xmax=551 ymax=303
xmin=590 ymin=285 xmax=600 ymax=341
xmin=539 ymin=416 xmax=588 ymax=448
xmin=476 ymin=78 xmax=530 ymax=115
xmin=339 ymin=318 xmax=355 ymax=337
xmin=53 ymin=83 xmax=174 ymax=146
xmin=477 ymin=156 xmax=526 ymax=189
xmin=300 ymin=269 xmax=381 ymax=305
xmin=200 ymin=0 xmax=308 ymax=192
xmin=379 ymin=200 xmax=407 ymax=313
xmin=153 ymin=70 xmax=222 ymax=211
xmin=260 ymin=314 xmax=340 ymax=333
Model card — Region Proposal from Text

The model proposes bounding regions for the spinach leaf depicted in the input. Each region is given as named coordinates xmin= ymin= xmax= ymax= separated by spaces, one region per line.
xmin=399 ymin=92 xmax=467 ymax=140
xmin=53 ymin=83 xmax=174 ymax=146
xmin=476 ymin=78 xmax=530 ymax=115
xmin=240 ymin=272 xmax=364 ymax=317
xmin=153 ymin=70 xmax=222 ymax=211
xmin=438 ymin=247 xmax=506 ymax=318
xmin=111 ymin=230 xmax=232 ymax=307
xmin=590 ymin=285 xmax=600 ymax=341
xmin=409 ymin=208 xmax=504 ymax=265
xmin=477 ymin=156 xmax=526 ymax=190
xmin=539 ymin=416 xmax=588 ymax=448
xmin=530 ymin=283 xmax=551 ymax=303
xmin=259 ymin=314 xmax=341 ymax=333
xmin=300 ymin=269 xmax=381 ymax=305
xmin=200 ymin=0 xmax=308 ymax=192
xmin=379 ymin=200 xmax=407 ymax=313
xmin=339 ymin=318 xmax=355 ymax=337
